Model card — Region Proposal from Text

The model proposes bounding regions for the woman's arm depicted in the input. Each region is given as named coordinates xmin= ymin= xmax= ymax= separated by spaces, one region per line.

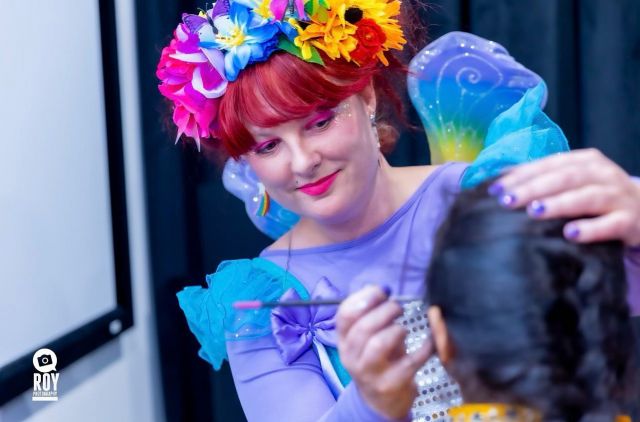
xmin=226 ymin=334 xmax=410 ymax=422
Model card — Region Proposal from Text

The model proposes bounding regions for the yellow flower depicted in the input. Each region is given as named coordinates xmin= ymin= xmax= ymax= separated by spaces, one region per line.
xmin=329 ymin=0 xmax=406 ymax=65
xmin=236 ymin=0 xmax=274 ymax=20
xmin=291 ymin=5 xmax=358 ymax=61
xmin=254 ymin=0 xmax=274 ymax=19
xmin=290 ymin=0 xmax=406 ymax=65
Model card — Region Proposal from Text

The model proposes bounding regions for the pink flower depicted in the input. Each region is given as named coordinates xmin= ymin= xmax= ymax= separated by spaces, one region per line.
xmin=270 ymin=0 xmax=306 ymax=20
xmin=156 ymin=23 xmax=227 ymax=149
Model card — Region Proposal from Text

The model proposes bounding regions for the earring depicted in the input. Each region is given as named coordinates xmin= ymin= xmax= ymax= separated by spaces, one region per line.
xmin=370 ymin=113 xmax=380 ymax=148
xmin=255 ymin=183 xmax=270 ymax=217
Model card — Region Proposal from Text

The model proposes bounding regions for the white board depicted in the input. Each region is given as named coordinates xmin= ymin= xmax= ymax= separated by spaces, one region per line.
xmin=0 ymin=0 xmax=118 ymax=367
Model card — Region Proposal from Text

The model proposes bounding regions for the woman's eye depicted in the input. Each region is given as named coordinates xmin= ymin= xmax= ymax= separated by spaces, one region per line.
xmin=315 ymin=118 xmax=331 ymax=129
xmin=311 ymin=113 xmax=335 ymax=130
xmin=255 ymin=140 xmax=279 ymax=155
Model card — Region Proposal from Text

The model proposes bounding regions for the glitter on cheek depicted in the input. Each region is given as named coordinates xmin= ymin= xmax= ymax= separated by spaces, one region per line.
xmin=331 ymin=101 xmax=353 ymax=127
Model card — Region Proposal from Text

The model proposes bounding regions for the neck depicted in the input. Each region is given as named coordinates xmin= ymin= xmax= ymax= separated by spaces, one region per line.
xmin=295 ymin=157 xmax=400 ymax=246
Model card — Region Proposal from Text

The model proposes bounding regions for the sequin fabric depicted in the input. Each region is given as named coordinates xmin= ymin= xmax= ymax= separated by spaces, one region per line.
xmin=399 ymin=301 xmax=463 ymax=422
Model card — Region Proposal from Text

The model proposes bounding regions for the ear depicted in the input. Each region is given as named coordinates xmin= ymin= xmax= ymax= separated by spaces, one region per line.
xmin=358 ymin=81 xmax=377 ymax=116
xmin=427 ymin=306 xmax=455 ymax=364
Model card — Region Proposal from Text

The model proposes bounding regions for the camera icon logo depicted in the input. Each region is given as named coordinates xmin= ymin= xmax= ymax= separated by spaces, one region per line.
xmin=33 ymin=348 xmax=57 ymax=373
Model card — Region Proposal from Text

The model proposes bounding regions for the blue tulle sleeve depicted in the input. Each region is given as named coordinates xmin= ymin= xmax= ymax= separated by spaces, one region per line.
xmin=176 ymin=258 xmax=308 ymax=370
xmin=460 ymin=82 xmax=570 ymax=189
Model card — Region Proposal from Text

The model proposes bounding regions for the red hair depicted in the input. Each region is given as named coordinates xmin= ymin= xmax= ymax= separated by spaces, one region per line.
xmin=213 ymin=52 xmax=408 ymax=159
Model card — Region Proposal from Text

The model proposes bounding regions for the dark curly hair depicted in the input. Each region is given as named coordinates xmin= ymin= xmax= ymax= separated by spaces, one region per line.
xmin=426 ymin=180 xmax=638 ymax=421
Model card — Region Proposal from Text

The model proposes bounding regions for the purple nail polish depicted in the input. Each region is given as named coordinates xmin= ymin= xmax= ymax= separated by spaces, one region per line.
xmin=527 ymin=200 xmax=545 ymax=217
xmin=488 ymin=183 xmax=504 ymax=197
xmin=381 ymin=285 xmax=392 ymax=297
xmin=564 ymin=224 xmax=580 ymax=240
xmin=499 ymin=193 xmax=517 ymax=208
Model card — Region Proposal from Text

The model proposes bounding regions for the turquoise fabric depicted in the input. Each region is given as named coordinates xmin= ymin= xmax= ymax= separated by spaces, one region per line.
xmin=326 ymin=346 xmax=352 ymax=386
xmin=177 ymin=258 xmax=309 ymax=370
xmin=177 ymin=257 xmax=353 ymax=387
xmin=461 ymin=82 xmax=570 ymax=189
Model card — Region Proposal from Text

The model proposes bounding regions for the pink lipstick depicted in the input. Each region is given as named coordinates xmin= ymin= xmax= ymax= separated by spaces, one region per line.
xmin=297 ymin=171 xmax=340 ymax=196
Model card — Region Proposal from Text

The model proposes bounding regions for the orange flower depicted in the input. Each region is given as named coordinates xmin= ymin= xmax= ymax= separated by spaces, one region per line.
xmin=291 ymin=6 xmax=358 ymax=61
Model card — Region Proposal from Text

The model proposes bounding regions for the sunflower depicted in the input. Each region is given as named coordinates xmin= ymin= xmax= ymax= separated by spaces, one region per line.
xmin=290 ymin=4 xmax=358 ymax=61
xmin=341 ymin=0 xmax=406 ymax=64
xmin=292 ymin=0 xmax=406 ymax=65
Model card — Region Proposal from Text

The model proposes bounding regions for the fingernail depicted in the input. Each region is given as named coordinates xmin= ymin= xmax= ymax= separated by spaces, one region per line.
xmin=564 ymin=223 xmax=580 ymax=240
xmin=487 ymin=183 xmax=504 ymax=197
xmin=527 ymin=200 xmax=545 ymax=217
xmin=499 ymin=193 xmax=517 ymax=208
xmin=381 ymin=285 xmax=392 ymax=297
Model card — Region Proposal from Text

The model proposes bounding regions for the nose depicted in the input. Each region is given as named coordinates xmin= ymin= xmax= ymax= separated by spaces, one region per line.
xmin=289 ymin=139 xmax=321 ymax=177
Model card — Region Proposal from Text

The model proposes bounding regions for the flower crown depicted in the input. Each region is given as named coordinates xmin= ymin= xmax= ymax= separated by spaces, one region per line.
xmin=156 ymin=0 xmax=407 ymax=150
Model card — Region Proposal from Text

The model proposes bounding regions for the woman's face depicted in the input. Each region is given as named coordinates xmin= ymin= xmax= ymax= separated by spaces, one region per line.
xmin=243 ymin=90 xmax=379 ymax=224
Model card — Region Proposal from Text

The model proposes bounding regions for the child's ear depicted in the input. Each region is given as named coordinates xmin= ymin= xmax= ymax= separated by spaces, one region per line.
xmin=427 ymin=306 xmax=455 ymax=364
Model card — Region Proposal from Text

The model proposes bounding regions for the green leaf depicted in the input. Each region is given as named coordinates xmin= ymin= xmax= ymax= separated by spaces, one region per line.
xmin=278 ymin=37 xmax=304 ymax=58
xmin=304 ymin=0 xmax=316 ymax=15
xmin=306 ymin=46 xmax=325 ymax=65
xmin=315 ymin=6 xmax=328 ymax=23
xmin=305 ymin=0 xmax=330 ymax=19
xmin=277 ymin=37 xmax=324 ymax=66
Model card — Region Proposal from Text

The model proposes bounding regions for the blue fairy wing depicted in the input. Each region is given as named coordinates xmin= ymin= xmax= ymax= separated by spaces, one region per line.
xmin=408 ymin=31 xmax=546 ymax=164
xmin=222 ymin=158 xmax=300 ymax=240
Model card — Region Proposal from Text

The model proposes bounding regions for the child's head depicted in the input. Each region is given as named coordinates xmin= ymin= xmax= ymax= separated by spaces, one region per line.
xmin=426 ymin=181 xmax=637 ymax=421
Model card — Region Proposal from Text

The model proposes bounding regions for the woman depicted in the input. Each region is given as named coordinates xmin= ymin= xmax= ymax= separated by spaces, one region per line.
xmin=157 ymin=1 xmax=640 ymax=420
xmin=424 ymin=181 xmax=638 ymax=421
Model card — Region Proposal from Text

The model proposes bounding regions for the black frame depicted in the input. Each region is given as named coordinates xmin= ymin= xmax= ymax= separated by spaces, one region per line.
xmin=0 ymin=0 xmax=133 ymax=406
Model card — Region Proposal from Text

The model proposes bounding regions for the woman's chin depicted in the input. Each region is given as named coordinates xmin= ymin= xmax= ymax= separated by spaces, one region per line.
xmin=294 ymin=194 xmax=351 ymax=223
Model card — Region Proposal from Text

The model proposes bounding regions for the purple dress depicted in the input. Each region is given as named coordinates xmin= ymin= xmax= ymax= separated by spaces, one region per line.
xmin=179 ymin=163 xmax=640 ymax=422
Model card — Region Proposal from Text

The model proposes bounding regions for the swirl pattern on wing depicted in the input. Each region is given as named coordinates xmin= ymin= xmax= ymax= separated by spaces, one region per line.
xmin=408 ymin=31 xmax=546 ymax=164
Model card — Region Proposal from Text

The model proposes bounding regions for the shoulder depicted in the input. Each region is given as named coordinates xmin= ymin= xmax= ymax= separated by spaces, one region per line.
xmin=176 ymin=257 xmax=304 ymax=369
xmin=177 ymin=258 xmax=289 ymax=323
xmin=184 ymin=258 xmax=307 ymax=312
xmin=392 ymin=163 xmax=468 ymax=198
xmin=397 ymin=164 xmax=439 ymax=183
xmin=390 ymin=165 xmax=438 ymax=201
xmin=266 ymin=231 xmax=292 ymax=251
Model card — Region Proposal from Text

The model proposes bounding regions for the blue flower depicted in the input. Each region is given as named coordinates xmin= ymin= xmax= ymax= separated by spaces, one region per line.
xmin=199 ymin=2 xmax=283 ymax=81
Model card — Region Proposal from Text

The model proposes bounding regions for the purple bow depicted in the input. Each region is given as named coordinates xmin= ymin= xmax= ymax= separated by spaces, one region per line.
xmin=271 ymin=277 xmax=340 ymax=364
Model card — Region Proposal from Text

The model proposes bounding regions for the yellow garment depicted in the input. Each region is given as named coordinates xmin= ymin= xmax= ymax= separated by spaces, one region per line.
xmin=448 ymin=404 xmax=541 ymax=422
xmin=448 ymin=403 xmax=631 ymax=422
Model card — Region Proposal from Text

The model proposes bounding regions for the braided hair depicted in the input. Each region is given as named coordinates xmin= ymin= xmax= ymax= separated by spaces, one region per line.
xmin=426 ymin=180 xmax=638 ymax=421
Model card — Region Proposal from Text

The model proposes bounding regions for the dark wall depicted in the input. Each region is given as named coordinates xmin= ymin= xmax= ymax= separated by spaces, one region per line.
xmin=135 ymin=0 xmax=253 ymax=421
xmin=135 ymin=1 xmax=640 ymax=421
xmin=466 ymin=0 xmax=640 ymax=174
